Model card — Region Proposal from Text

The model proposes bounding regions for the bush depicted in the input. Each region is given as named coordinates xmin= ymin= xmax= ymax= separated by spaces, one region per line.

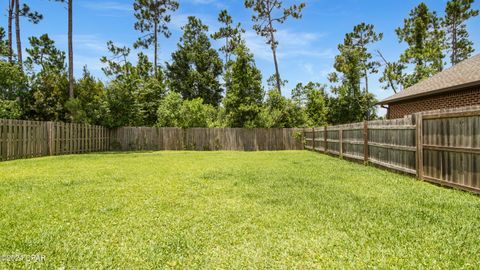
xmin=157 ymin=92 xmax=216 ymax=128
xmin=0 ymin=99 xmax=22 ymax=119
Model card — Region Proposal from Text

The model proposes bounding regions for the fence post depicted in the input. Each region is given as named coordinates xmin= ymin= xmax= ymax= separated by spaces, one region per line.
xmin=324 ymin=126 xmax=328 ymax=153
xmin=363 ymin=120 xmax=369 ymax=164
xmin=416 ymin=114 xmax=424 ymax=179
xmin=46 ymin=122 xmax=54 ymax=156
xmin=301 ymin=128 xmax=305 ymax=150
xmin=312 ymin=127 xmax=315 ymax=150
xmin=339 ymin=128 xmax=343 ymax=158
xmin=182 ymin=128 xmax=187 ymax=150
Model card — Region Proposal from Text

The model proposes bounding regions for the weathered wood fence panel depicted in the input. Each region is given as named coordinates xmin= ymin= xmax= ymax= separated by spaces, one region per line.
xmin=303 ymin=107 xmax=480 ymax=193
xmin=304 ymin=118 xmax=416 ymax=173
xmin=109 ymin=127 xmax=184 ymax=151
xmin=110 ymin=127 xmax=303 ymax=151
xmin=367 ymin=118 xmax=416 ymax=174
xmin=0 ymin=120 xmax=110 ymax=161
xmin=420 ymin=107 xmax=480 ymax=193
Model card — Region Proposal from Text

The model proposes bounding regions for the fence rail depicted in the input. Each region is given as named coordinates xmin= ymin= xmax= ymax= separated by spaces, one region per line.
xmin=0 ymin=120 xmax=110 ymax=161
xmin=110 ymin=127 xmax=303 ymax=151
xmin=303 ymin=106 xmax=480 ymax=194
xmin=0 ymin=121 xmax=303 ymax=162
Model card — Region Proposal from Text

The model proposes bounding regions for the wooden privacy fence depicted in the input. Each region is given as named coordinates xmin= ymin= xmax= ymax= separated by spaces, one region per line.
xmin=0 ymin=120 xmax=303 ymax=161
xmin=304 ymin=106 xmax=480 ymax=194
xmin=110 ymin=127 xmax=303 ymax=151
xmin=3 ymin=105 xmax=480 ymax=194
xmin=0 ymin=119 xmax=110 ymax=161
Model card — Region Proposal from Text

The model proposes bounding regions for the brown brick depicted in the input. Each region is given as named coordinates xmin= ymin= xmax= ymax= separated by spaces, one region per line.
xmin=387 ymin=88 xmax=480 ymax=119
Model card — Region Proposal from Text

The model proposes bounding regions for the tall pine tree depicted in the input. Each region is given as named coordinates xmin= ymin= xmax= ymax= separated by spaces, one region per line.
xmin=133 ymin=0 xmax=179 ymax=76
xmin=211 ymin=10 xmax=245 ymax=65
xmin=167 ymin=16 xmax=223 ymax=106
xmin=223 ymin=43 xmax=264 ymax=127
xmin=444 ymin=0 xmax=479 ymax=65
xmin=396 ymin=3 xmax=446 ymax=87
xmin=344 ymin=23 xmax=383 ymax=94
xmin=244 ymin=0 xmax=305 ymax=94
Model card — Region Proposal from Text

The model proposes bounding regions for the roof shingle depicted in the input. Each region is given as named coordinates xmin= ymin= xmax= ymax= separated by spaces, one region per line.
xmin=379 ymin=54 xmax=480 ymax=104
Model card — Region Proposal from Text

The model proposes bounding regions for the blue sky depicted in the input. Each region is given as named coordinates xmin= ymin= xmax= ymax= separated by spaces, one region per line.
xmin=4 ymin=0 xmax=480 ymax=106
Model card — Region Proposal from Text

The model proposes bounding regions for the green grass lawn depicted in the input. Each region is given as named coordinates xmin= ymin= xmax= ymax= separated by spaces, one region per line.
xmin=1 ymin=151 xmax=479 ymax=269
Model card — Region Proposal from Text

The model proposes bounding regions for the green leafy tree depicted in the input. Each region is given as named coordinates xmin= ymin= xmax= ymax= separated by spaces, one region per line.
xmin=0 ymin=61 xmax=28 ymax=119
xmin=25 ymin=34 xmax=69 ymax=121
xmin=157 ymin=92 xmax=215 ymax=128
xmin=100 ymin=41 xmax=133 ymax=79
xmin=179 ymin=98 xmax=215 ymax=128
xmin=0 ymin=28 xmax=11 ymax=61
xmin=133 ymin=0 xmax=179 ymax=75
xmin=211 ymin=10 xmax=245 ymax=64
xmin=396 ymin=3 xmax=446 ymax=87
xmin=444 ymin=0 xmax=479 ymax=65
xmin=244 ymin=0 xmax=305 ymax=94
xmin=156 ymin=91 xmax=183 ymax=127
xmin=0 ymin=61 xmax=27 ymax=100
xmin=292 ymin=82 xmax=328 ymax=127
xmin=376 ymin=50 xmax=405 ymax=94
xmin=135 ymin=53 xmax=167 ymax=125
xmin=344 ymin=23 xmax=383 ymax=94
xmin=104 ymin=79 xmax=142 ymax=128
xmin=0 ymin=99 xmax=22 ymax=119
xmin=329 ymin=33 xmax=377 ymax=123
xmin=223 ymin=43 xmax=264 ymax=128
xmin=101 ymin=43 xmax=165 ymax=127
xmin=260 ymin=89 xmax=307 ymax=128
xmin=167 ymin=16 xmax=223 ymax=106
xmin=66 ymin=66 xmax=108 ymax=124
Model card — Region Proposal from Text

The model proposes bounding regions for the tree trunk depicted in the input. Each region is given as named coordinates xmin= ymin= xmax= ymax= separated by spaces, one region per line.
xmin=266 ymin=0 xmax=282 ymax=95
xmin=8 ymin=0 xmax=14 ymax=63
xmin=268 ymin=22 xmax=281 ymax=95
xmin=451 ymin=18 xmax=457 ymax=65
xmin=364 ymin=68 xmax=369 ymax=94
xmin=272 ymin=45 xmax=281 ymax=94
xmin=15 ymin=0 xmax=22 ymax=69
xmin=225 ymin=36 xmax=229 ymax=64
xmin=68 ymin=0 xmax=74 ymax=98
xmin=154 ymin=21 xmax=158 ymax=77
xmin=376 ymin=49 xmax=398 ymax=94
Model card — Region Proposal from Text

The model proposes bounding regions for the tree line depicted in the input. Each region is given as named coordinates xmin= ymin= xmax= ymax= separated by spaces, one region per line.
xmin=0 ymin=0 xmax=478 ymax=128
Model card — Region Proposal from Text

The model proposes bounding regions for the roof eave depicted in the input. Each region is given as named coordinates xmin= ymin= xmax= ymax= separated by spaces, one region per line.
xmin=378 ymin=80 xmax=480 ymax=105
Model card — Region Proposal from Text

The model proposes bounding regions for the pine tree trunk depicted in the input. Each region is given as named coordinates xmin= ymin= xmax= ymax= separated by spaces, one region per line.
xmin=266 ymin=0 xmax=282 ymax=95
xmin=225 ymin=37 xmax=228 ymax=64
xmin=364 ymin=68 xmax=369 ymax=94
xmin=154 ymin=21 xmax=158 ymax=77
xmin=15 ymin=0 xmax=22 ymax=69
xmin=272 ymin=46 xmax=281 ymax=94
xmin=8 ymin=0 xmax=14 ymax=63
xmin=451 ymin=19 xmax=458 ymax=65
xmin=68 ymin=0 xmax=74 ymax=98
xmin=268 ymin=21 xmax=281 ymax=95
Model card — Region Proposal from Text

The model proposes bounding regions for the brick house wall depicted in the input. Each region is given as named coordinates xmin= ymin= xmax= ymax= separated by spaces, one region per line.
xmin=387 ymin=87 xmax=480 ymax=119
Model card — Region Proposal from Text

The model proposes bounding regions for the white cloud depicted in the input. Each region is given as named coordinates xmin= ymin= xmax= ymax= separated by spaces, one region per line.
xmin=74 ymin=55 xmax=104 ymax=72
xmin=185 ymin=0 xmax=228 ymax=9
xmin=81 ymin=1 xmax=132 ymax=12
xmin=244 ymin=29 xmax=334 ymax=62
xmin=54 ymin=34 xmax=108 ymax=53
xmin=170 ymin=13 xmax=220 ymax=31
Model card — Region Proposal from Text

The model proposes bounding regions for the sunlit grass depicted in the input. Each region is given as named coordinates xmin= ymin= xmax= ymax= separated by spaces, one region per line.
xmin=0 ymin=151 xmax=479 ymax=269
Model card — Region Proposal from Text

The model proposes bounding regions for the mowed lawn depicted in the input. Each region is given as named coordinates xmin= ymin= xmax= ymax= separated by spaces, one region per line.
xmin=1 ymin=151 xmax=479 ymax=269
